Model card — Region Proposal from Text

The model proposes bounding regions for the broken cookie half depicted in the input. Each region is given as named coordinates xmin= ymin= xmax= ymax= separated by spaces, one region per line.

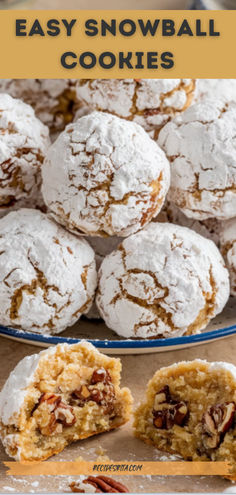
xmin=0 ymin=341 xmax=133 ymax=461
xmin=134 ymin=360 xmax=236 ymax=469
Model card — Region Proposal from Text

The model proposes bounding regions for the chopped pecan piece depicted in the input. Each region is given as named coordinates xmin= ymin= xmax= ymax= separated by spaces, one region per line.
xmin=91 ymin=368 xmax=112 ymax=385
xmin=202 ymin=402 xmax=236 ymax=450
xmin=152 ymin=385 xmax=188 ymax=430
xmin=35 ymin=393 xmax=76 ymax=435
xmin=71 ymin=368 xmax=115 ymax=414
xmin=70 ymin=476 xmax=129 ymax=493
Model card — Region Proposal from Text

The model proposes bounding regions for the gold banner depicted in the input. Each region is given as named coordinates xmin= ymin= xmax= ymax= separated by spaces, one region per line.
xmin=0 ymin=10 xmax=234 ymax=78
xmin=4 ymin=461 xmax=234 ymax=478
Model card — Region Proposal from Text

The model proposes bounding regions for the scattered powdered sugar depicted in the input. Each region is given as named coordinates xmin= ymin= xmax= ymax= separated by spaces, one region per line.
xmin=158 ymin=99 xmax=236 ymax=221
xmin=0 ymin=209 xmax=97 ymax=335
xmin=75 ymin=79 xmax=195 ymax=135
xmin=42 ymin=111 xmax=170 ymax=237
xmin=220 ymin=217 xmax=236 ymax=296
xmin=0 ymin=93 xmax=50 ymax=217
xmin=96 ymin=222 xmax=229 ymax=338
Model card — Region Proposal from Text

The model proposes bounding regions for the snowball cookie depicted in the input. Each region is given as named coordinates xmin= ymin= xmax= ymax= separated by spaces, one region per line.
xmin=42 ymin=111 xmax=170 ymax=237
xmin=0 ymin=94 xmax=50 ymax=217
xmin=75 ymin=79 xmax=195 ymax=138
xmin=0 ymin=341 xmax=133 ymax=461
xmin=96 ymin=222 xmax=229 ymax=339
xmin=196 ymin=79 xmax=236 ymax=105
xmin=0 ymin=209 xmax=97 ymax=334
xmin=159 ymin=99 xmax=236 ymax=221
xmin=220 ymin=218 xmax=236 ymax=296
xmin=155 ymin=201 xmax=222 ymax=246
xmin=0 ymin=79 xmax=83 ymax=134
xmin=85 ymin=236 xmax=122 ymax=319
xmin=134 ymin=360 xmax=236 ymax=469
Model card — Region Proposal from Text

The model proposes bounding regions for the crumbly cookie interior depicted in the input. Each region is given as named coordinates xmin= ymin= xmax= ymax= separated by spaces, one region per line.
xmin=134 ymin=361 xmax=236 ymax=468
xmin=1 ymin=345 xmax=132 ymax=461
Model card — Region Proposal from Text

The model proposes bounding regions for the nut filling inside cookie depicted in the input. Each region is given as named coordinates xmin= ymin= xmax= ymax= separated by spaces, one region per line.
xmin=32 ymin=368 xmax=116 ymax=439
xmin=134 ymin=361 xmax=236 ymax=466
xmin=152 ymin=386 xmax=189 ymax=430
xmin=0 ymin=343 xmax=133 ymax=462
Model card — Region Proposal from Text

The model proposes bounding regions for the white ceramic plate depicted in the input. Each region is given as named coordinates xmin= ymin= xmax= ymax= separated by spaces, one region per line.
xmin=0 ymin=297 xmax=235 ymax=354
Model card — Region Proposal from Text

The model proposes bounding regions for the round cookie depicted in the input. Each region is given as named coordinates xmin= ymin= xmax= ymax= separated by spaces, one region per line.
xmin=96 ymin=222 xmax=229 ymax=339
xmin=134 ymin=359 xmax=236 ymax=469
xmin=75 ymin=79 xmax=195 ymax=138
xmin=155 ymin=201 xmax=222 ymax=246
xmin=85 ymin=236 xmax=122 ymax=319
xmin=42 ymin=111 xmax=170 ymax=237
xmin=158 ymin=99 xmax=236 ymax=221
xmin=0 ymin=341 xmax=132 ymax=461
xmin=196 ymin=79 xmax=236 ymax=105
xmin=0 ymin=79 xmax=83 ymax=134
xmin=0 ymin=94 xmax=50 ymax=216
xmin=0 ymin=209 xmax=97 ymax=334
xmin=220 ymin=218 xmax=236 ymax=296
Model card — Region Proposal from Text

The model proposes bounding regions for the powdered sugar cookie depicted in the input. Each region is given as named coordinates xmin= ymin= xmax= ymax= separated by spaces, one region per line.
xmin=75 ymin=79 xmax=195 ymax=138
xmin=220 ymin=218 xmax=236 ymax=296
xmin=0 ymin=209 xmax=97 ymax=334
xmin=0 ymin=341 xmax=132 ymax=461
xmin=134 ymin=360 xmax=236 ymax=468
xmin=96 ymin=222 xmax=229 ymax=339
xmin=0 ymin=79 xmax=83 ymax=134
xmin=0 ymin=94 xmax=50 ymax=217
xmin=155 ymin=201 xmax=222 ymax=246
xmin=196 ymin=79 xmax=236 ymax=104
xmin=85 ymin=236 xmax=122 ymax=319
xmin=42 ymin=111 xmax=170 ymax=237
xmin=158 ymin=99 xmax=236 ymax=221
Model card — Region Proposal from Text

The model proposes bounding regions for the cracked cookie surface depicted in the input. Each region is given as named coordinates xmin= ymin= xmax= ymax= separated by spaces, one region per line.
xmin=42 ymin=111 xmax=170 ymax=237
xmin=134 ymin=360 xmax=236 ymax=471
xmin=158 ymin=99 xmax=236 ymax=221
xmin=0 ymin=341 xmax=133 ymax=461
xmin=0 ymin=93 xmax=50 ymax=217
xmin=96 ymin=222 xmax=229 ymax=339
xmin=0 ymin=79 xmax=83 ymax=135
xmin=0 ymin=209 xmax=97 ymax=334
xmin=196 ymin=79 xmax=236 ymax=104
xmin=155 ymin=201 xmax=222 ymax=246
xmin=220 ymin=218 xmax=236 ymax=296
xmin=75 ymin=79 xmax=195 ymax=138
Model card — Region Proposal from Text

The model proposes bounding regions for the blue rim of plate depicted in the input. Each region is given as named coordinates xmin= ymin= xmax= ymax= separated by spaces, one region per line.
xmin=0 ymin=323 xmax=236 ymax=349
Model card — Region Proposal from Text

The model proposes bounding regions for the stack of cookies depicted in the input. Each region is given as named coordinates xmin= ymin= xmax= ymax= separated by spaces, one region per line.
xmin=0 ymin=78 xmax=235 ymax=340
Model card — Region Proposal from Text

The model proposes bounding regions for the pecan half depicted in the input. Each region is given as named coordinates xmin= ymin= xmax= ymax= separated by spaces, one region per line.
xmin=70 ymin=476 xmax=129 ymax=493
xmin=152 ymin=385 xmax=188 ymax=430
xmin=202 ymin=402 xmax=236 ymax=450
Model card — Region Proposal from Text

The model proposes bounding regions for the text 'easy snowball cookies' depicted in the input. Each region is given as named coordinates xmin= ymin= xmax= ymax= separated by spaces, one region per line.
xmin=158 ymin=99 xmax=236 ymax=221
xmin=0 ymin=209 xmax=97 ymax=334
xmin=96 ymin=222 xmax=229 ymax=339
xmin=42 ymin=111 xmax=170 ymax=237
xmin=0 ymin=93 xmax=50 ymax=216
